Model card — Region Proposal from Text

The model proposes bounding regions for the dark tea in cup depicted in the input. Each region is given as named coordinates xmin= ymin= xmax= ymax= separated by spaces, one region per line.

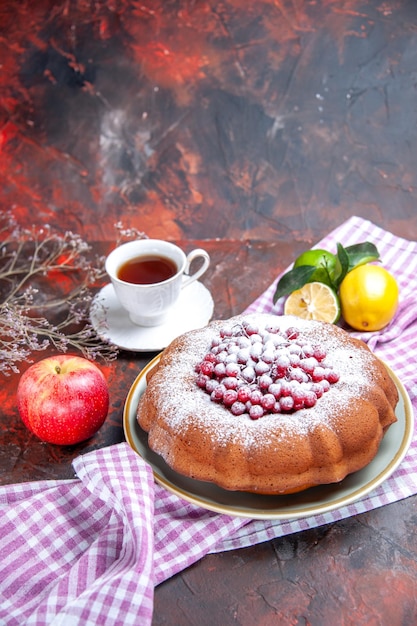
xmin=117 ymin=255 xmax=177 ymax=285
xmin=106 ymin=239 xmax=210 ymax=326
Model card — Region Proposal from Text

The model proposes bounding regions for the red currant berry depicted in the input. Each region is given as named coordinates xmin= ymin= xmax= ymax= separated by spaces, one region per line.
xmin=311 ymin=366 xmax=326 ymax=382
xmin=214 ymin=362 xmax=227 ymax=378
xmin=261 ymin=393 xmax=275 ymax=411
xmin=268 ymin=382 xmax=282 ymax=399
xmin=321 ymin=379 xmax=330 ymax=393
xmin=200 ymin=361 xmax=215 ymax=376
xmin=223 ymin=389 xmax=238 ymax=406
xmin=205 ymin=379 xmax=219 ymax=393
xmin=196 ymin=373 xmax=209 ymax=388
xmin=326 ymin=369 xmax=340 ymax=384
xmin=280 ymin=396 xmax=294 ymax=411
xmin=258 ymin=374 xmax=273 ymax=390
xmin=230 ymin=401 xmax=247 ymax=416
xmin=225 ymin=362 xmax=240 ymax=377
xmin=249 ymin=389 xmax=263 ymax=405
xmin=237 ymin=386 xmax=252 ymax=403
xmin=223 ymin=376 xmax=239 ymax=390
xmin=304 ymin=391 xmax=317 ymax=408
xmin=249 ymin=405 xmax=264 ymax=420
xmin=255 ymin=360 xmax=270 ymax=376
xmin=241 ymin=366 xmax=256 ymax=382
xmin=244 ymin=323 xmax=259 ymax=336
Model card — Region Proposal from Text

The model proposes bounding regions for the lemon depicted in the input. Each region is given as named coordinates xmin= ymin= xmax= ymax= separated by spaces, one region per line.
xmin=284 ymin=282 xmax=341 ymax=323
xmin=293 ymin=249 xmax=341 ymax=287
xmin=339 ymin=264 xmax=399 ymax=331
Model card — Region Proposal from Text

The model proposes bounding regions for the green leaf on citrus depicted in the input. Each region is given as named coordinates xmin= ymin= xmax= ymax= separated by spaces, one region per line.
xmin=344 ymin=242 xmax=380 ymax=271
xmin=334 ymin=243 xmax=350 ymax=287
xmin=273 ymin=266 xmax=317 ymax=302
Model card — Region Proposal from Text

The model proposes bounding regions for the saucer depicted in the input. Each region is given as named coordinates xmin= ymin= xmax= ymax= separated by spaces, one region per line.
xmin=90 ymin=281 xmax=214 ymax=352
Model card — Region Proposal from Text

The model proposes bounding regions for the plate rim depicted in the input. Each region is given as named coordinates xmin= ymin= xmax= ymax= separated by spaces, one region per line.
xmin=123 ymin=355 xmax=414 ymax=519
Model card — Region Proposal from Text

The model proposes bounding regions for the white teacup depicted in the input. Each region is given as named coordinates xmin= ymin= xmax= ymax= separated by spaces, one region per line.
xmin=105 ymin=239 xmax=210 ymax=327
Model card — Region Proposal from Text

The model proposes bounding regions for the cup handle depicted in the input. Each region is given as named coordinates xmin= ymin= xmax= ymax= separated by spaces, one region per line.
xmin=182 ymin=249 xmax=210 ymax=288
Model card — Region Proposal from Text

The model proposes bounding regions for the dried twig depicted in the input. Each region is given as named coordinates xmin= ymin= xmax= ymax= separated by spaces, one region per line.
xmin=0 ymin=212 xmax=146 ymax=375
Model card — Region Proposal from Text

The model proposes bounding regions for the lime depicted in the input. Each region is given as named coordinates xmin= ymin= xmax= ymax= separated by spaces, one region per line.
xmin=339 ymin=265 xmax=399 ymax=331
xmin=294 ymin=249 xmax=341 ymax=287
xmin=284 ymin=282 xmax=341 ymax=324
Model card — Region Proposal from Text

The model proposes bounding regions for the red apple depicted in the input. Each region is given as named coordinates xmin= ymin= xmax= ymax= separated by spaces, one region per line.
xmin=17 ymin=355 xmax=110 ymax=445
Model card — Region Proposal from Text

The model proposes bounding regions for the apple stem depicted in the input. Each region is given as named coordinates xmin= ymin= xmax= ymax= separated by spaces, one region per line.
xmin=55 ymin=365 xmax=61 ymax=374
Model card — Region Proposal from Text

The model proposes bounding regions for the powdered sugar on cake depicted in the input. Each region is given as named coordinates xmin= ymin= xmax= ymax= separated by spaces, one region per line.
xmin=147 ymin=313 xmax=376 ymax=449
xmin=137 ymin=313 xmax=398 ymax=494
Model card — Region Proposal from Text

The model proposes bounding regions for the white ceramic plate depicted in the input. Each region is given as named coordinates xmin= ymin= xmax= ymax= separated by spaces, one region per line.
xmin=124 ymin=356 xmax=413 ymax=519
xmin=90 ymin=281 xmax=214 ymax=352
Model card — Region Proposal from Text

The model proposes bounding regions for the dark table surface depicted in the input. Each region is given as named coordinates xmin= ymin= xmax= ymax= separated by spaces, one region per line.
xmin=2 ymin=1 xmax=417 ymax=624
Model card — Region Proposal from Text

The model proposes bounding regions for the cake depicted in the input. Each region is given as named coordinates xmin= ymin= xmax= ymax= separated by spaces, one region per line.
xmin=137 ymin=314 xmax=398 ymax=495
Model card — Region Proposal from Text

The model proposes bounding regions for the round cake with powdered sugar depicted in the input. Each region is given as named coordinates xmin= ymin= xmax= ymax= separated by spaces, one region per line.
xmin=137 ymin=313 xmax=398 ymax=495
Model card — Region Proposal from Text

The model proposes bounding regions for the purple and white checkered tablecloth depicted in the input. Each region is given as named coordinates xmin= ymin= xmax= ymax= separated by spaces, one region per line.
xmin=1 ymin=216 xmax=417 ymax=625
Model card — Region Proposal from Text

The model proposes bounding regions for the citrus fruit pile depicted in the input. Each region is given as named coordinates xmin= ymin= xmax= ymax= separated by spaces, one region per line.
xmin=274 ymin=242 xmax=399 ymax=331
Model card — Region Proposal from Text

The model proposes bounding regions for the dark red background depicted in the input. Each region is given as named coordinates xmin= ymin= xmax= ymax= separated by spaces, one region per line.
xmin=2 ymin=1 xmax=417 ymax=623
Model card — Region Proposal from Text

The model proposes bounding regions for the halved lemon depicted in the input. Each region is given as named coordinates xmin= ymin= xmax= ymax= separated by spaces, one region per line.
xmin=284 ymin=282 xmax=341 ymax=324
